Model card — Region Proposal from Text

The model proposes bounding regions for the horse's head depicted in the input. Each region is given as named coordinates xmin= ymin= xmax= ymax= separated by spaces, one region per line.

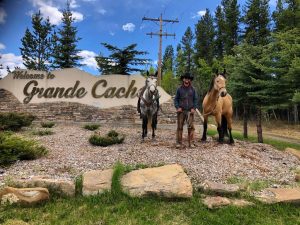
xmin=146 ymin=71 xmax=158 ymax=94
xmin=213 ymin=69 xmax=227 ymax=97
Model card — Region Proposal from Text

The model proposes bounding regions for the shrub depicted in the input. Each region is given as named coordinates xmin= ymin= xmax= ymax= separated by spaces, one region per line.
xmin=89 ymin=130 xmax=124 ymax=147
xmin=83 ymin=124 xmax=100 ymax=131
xmin=40 ymin=121 xmax=55 ymax=128
xmin=0 ymin=112 xmax=35 ymax=131
xmin=32 ymin=129 xmax=54 ymax=136
xmin=0 ymin=132 xmax=48 ymax=166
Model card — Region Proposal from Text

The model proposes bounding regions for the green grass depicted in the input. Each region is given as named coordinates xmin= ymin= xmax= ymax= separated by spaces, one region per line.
xmin=40 ymin=121 xmax=55 ymax=128
xmin=0 ymin=192 xmax=299 ymax=225
xmin=83 ymin=124 xmax=100 ymax=131
xmin=207 ymin=129 xmax=300 ymax=151
xmin=32 ymin=129 xmax=54 ymax=136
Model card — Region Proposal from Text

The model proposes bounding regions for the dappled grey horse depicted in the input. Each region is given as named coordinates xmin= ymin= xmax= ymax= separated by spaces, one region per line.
xmin=138 ymin=76 xmax=159 ymax=140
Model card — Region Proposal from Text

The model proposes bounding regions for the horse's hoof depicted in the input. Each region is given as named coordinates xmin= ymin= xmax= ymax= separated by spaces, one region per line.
xmin=201 ymin=138 xmax=207 ymax=142
xmin=229 ymin=140 xmax=235 ymax=144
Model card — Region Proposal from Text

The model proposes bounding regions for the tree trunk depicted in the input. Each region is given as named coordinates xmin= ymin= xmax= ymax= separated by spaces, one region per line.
xmin=243 ymin=104 xmax=248 ymax=138
xmin=287 ymin=108 xmax=290 ymax=123
xmin=256 ymin=106 xmax=263 ymax=143
xmin=294 ymin=104 xmax=299 ymax=124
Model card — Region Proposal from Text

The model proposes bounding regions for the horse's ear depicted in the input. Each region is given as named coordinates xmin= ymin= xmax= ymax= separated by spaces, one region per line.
xmin=215 ymin=69 xmax=219 ymax=75
xmin=223 ymin=69 xmax=226 ymax=75
xmin=147 ymin=71 xmax=149 ymax=76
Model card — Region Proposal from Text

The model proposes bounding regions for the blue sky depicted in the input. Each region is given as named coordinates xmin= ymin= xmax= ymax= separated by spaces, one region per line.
xmin=0 ymin=0 xmax=277 ymax=77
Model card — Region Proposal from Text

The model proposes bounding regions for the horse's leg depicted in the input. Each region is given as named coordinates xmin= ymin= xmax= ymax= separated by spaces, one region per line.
xmin=142 ymin=116 xmax=147 ymax=140
xmin=152 ymin=113 xmax=157 ymax=139
xmin=201 ymin=115 xmax=208 ymax=141
xmin=227 ymin=114 xmax=234 ymax=144
xmin=215 ymin=113 xmax=223 ymax=143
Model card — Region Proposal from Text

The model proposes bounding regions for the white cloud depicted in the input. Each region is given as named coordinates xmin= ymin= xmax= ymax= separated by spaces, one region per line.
xmin=97 ymin=9 xmax=107 ymax=15
xmin=0 ymin=53 xmax=25 ymax=77
xmin=122 ymin=23 xmax=135 ymax=32
xmin=78 ymin=50 xmax=98 ymax=70
xmin=0 ymin=43 xmax=5 ymax=50
xmin=109 ymin=31 xmax=115 ymax=36
xmin=192 ymin=10 xmax=206 ymax=19
xmin=69 ymin=0 xmax=79 ymax=9
xmin=0 ymin=8 xmax=7 ymax=24
xmin=72 ymin=11 xmax=84 ymax=22
xmin=29 ymin=0 xmax=83 ymax=25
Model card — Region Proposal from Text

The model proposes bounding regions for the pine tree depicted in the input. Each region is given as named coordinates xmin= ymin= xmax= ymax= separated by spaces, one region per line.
xmin=52 ymin=3 xmax=82 ymax=68
xmin=194 ymin=9 xmax=215 ymax=65
xmin=235 ymin=0 xmax=271 ymax=142
xmin=162 ymin=45 xmax=174 ymax=74
xmin=181 ymin=26 xmax=194 ymax=73
xmin=214 ymin=5 xmax=226 ymax=59
xmin=20 ymin=11 xmax=53 ymax=71
xmin=95 ymin=43 xmax=149 ymax=75
xmin=175 ymin=44 xmax=185 ymax=77
xmin=222 ymin=0 xmax=240 ymax=55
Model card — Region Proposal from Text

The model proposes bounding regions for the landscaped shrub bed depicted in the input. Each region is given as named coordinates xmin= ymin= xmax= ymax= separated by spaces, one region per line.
xmin=40 ymin=121 xmax=55 ymax=128
xmin=0 ymin=132 xmax=48 ymax=166
xmin=83 ymin=124 xmax=101 ymax=131
xmin=0 ymin=112 xmax=35 ymax=131
xmin=89 ymin=130 xmax=124 ymax=147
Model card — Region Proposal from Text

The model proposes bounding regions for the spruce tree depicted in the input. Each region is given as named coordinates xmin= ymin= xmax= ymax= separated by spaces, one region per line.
xmin=181 ymin=26 xmax=194 ymax=73
xmin=194 ymin=9 xmax=215 ymax=66
xmin=52 ymin=3 xmax=82 ymax=68
xmin=236 ymin=0 xmax=271 ymax=142
xmin=95 ymin=43 xmax=149 ymax=75
xmin=222 ymin=0 xmax=240 ymax=55
xmin=162 ymin=45 xmax=174 ymax=73
xmin=20 ymin=11 xmax=53 ymax=71
xmin=175 ymin=44 xmax=185 ymax=77
xmin=214 ymin=5 xmax=226 ymax=59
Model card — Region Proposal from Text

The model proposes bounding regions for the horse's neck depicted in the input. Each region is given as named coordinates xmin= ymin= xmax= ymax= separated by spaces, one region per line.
xmin=207 ymin=89 xmax=219 ymax=102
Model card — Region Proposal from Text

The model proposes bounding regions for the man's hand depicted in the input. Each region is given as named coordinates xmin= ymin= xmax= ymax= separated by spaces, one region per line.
xmin=177 ymin=107 xmax=183 ymax=113
xmin=190 ymin=108 xmax=195 ymax=114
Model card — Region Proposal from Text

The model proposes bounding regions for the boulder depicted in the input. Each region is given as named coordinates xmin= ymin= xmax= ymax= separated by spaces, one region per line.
xmin=82 ymin=169 xmax=113 ymax=196
xmin=201 ymin=181 xmax=240 ymax=194
xmin=14 ymin=177 xmax=75 ymax=196
xmin=121 ymin=164 xmax=192 ymax=198
xmin=255 ymin=188 xmax=300 ymax=204
xmin=0 ymin=187 xmax=49 ymax=205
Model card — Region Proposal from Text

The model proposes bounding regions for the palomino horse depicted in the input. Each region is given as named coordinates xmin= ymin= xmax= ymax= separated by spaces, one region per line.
xmin=138 ymin=72 xmax=159 ymax=140
xmin=201 ymin=70 xmax=234 ymax=144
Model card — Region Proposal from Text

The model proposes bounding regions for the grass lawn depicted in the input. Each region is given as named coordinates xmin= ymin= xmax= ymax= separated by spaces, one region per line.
xmin=1 ymin=193 xmax=300 ymax=225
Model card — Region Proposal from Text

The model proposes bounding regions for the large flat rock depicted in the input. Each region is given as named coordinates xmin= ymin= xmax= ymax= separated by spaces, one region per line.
xmin=256 ymin=188 xmax=300 ymax=204
xmin=0 ymin=187 xmax=49 ymax=205
xmin=82 ymin=169 xmax=113 ymax=196
xmin=121 ymin=164 xmax=193 ymax=198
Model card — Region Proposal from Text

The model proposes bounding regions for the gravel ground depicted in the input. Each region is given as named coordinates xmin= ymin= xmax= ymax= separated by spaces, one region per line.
xmin=1 ymin=123 xmax=299 ymax=187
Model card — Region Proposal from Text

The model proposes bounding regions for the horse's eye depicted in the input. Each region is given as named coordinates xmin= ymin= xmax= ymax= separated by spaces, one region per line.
xmin=216 ymin=80 xmax=219 ymax=83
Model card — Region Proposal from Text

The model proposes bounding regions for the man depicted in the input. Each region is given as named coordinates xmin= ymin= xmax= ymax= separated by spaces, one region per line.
xmin=174 ymin=72 xmax=198 ymax=148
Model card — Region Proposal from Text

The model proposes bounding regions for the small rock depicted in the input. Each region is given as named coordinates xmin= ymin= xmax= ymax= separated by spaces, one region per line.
xmin=295 ymin=174 xmax=300 ymax=182
xmin=231 ymin=199 xmax=254 ymax=207
xmin=203 ymin=196 xmax=231 ymax=209
xmin=201 ymin=180 xmax=240 ymax=194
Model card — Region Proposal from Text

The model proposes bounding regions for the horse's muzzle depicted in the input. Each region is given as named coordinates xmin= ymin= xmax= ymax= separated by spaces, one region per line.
xmin=220 ymin=90 xmax=227 ymax=97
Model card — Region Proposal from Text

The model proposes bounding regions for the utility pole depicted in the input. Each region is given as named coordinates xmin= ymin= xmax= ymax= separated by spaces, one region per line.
xmin=142 ymin=14 xmax=178 ymax=86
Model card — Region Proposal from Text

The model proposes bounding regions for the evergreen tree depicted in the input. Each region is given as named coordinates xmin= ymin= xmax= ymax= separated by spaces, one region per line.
xmin=20 ymin=11 xmax=53 ymax=71
xmin=175 ymin=44 xmax=185 ymax=77
xmin=214 ymin=5 xmax=226 ymax=59
xmin=222 ymin=0 xmax=240 ymax=55
xmin=194 ymin=9 xmax=215 ymax=65
xmin=95 ymin=43 xmax=149 ymax=75
xmin=272 ymin=0 xmax=285 ymax=31
xmin=162 ymin=45 xmax=174 ymax=73
xmin=52 ymin=3 xmax=82 ymax=68
xmin=181 ymin=26 xmax=194 ymax=73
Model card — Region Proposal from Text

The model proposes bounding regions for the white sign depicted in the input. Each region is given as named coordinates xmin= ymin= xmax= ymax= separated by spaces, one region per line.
xmin=0 ymin=68 xmax=171 ymax=109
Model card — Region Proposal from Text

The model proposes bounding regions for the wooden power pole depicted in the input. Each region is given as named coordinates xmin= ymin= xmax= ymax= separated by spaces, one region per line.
xmin=142 ymin=14 xmax=178 ymax=86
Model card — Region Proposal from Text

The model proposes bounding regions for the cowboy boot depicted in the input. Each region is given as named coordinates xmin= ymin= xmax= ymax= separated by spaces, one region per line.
xmin=176 ymin=130 xmax=183 ymax=148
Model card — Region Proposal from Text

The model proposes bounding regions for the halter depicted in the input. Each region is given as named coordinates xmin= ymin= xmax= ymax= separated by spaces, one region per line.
xmin=139 ymin=84 xmax=158 ymax=107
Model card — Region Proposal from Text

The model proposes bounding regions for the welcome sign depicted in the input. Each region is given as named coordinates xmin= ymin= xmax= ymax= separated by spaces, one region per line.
xmin=0 ymin=68 xmax=171 ymax=108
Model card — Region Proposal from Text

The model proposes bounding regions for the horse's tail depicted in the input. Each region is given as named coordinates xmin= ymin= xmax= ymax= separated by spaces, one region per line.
xmin=221 ymin=115 xmax=228 ymax=137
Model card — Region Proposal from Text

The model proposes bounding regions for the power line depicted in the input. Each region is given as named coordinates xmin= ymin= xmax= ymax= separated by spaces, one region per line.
xmin=142 ymin=14 xmax=179 ymax=86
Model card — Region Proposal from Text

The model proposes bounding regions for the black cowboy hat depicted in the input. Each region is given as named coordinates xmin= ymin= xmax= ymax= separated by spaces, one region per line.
xmin=180 ymin=72 xmax=194 ymax=80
